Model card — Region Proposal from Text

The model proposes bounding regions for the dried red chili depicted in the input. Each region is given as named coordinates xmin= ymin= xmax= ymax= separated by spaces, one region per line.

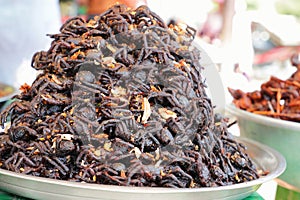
xmin=229 ymin=54 xmax=300 ymax=122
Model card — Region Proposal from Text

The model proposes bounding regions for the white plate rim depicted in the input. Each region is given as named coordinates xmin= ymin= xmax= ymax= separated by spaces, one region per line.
xmin=226 ymin=103 xmax=300 ymax=131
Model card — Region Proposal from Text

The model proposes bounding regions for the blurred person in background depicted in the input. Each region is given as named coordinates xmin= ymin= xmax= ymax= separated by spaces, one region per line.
xmin=77 ymin=0 xmax=147 ymax=20
xmin=0 ymin=0 xmax=62 ymax=88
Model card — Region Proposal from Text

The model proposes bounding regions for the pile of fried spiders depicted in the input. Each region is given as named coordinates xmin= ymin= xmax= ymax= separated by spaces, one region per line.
xmin=0 ymin=4 xmax=259 ymax=188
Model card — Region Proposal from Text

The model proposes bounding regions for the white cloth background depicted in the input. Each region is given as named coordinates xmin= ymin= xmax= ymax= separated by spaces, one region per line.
xmin=0 ymin=0 xmax=62 ymax=87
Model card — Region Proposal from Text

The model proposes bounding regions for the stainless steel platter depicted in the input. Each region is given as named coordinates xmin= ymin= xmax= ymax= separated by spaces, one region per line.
xmin=0 ymin=137 xmax=286 ymax=200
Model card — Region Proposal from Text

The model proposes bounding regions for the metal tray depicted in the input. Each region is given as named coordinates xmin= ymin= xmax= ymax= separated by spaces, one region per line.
xmin=0 ymin=137 xmax=286 ymax=200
